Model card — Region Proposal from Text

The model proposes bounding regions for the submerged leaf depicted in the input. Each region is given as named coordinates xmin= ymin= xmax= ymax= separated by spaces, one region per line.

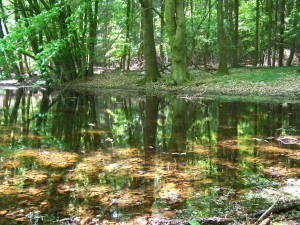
xmin=188 ymin=219 xmax=201 ymax=225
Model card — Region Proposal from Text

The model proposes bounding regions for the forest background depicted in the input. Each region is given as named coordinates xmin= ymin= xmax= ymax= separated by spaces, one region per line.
xmin=0 ymin=0 xmax=299 ymax=86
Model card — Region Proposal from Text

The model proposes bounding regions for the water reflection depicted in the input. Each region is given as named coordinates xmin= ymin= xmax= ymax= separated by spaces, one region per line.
xmin=0 ymin=88 xmax=299 ymax=224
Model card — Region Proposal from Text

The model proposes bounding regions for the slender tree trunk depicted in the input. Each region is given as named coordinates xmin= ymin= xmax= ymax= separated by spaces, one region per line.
xmin=278 ymin=0 xmax=286 ymax=67
xmin=254 ymin=0 xmax=260 ymax=66
xmin=190 ymin=0 xmax=197 ymax=65
xmin=232 ymin=0 xmax=239 ymax=67
xmin=267 ymin=0 xmax=273 ymax=66
xmin=159 ymin=0 xmax=165 ymax=63
xmin=139 ymin=0 xmax=161 ymax=82
xmin=137 ymin=15 xmax=144 ymax=64
xmin=217 ymin=0 xmax=229 ymax=75
xmin=122 ymin=0 xmax=131 ymax=70
xmin=165 ymin=0 xmax=189 ymax=84
xmin=203 ymin=0 xmax=211 ymax=69
xmin=272 ymin=0 xmax=279 ymax=67
xmin=87 ymin=0 xmax=99 ymax=77
xmin=286 ymin=0 xmax=299 ymax=66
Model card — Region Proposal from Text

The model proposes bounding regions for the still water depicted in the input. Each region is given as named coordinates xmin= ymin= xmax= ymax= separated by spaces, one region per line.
xmin=0 ymin=88 xmax=299 ymax=224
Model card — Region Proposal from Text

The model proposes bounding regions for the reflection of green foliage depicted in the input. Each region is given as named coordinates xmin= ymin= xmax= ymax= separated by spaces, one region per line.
xmin=183 ymin=186 xmax=236 ymax=218
xmin=236 ymin=161 xmax=279 ymax=188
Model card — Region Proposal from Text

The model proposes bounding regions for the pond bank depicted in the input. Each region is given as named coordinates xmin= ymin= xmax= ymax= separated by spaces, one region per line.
xmin=70 ymin=67 xmax=300 ymax=100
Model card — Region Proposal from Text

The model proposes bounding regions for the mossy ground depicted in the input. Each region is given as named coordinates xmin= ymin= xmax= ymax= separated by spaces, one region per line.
xmin=71 ymin=66 xmax=300 ymax=99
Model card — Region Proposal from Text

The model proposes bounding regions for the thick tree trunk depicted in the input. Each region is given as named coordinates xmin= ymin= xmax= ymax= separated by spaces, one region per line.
xmin=165 ymin=0 xmax=189 ymax=84
xmin=139 ymin=0 xmax=161 ymax=82
xmin=217 ymin=0 xmax=229 ymax=75
xmin=286 ymin=39 xmax=295 ymax=66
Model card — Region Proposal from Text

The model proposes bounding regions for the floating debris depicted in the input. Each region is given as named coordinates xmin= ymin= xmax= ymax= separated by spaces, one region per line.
xmin=277 ymin=136 xmax=299 ymax=145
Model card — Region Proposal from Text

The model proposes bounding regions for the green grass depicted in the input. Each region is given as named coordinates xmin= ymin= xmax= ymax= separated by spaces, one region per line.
xmin=191 ymin=66 xmax=299 ymax=85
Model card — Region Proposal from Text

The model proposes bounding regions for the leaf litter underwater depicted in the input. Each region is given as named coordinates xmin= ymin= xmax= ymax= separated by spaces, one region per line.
xmin=0 ymin=88 xmax=299 ymax=224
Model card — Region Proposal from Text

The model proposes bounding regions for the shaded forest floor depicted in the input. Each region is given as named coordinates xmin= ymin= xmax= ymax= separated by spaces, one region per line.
xmin=71 ymin=66 xmax=300 ymax=100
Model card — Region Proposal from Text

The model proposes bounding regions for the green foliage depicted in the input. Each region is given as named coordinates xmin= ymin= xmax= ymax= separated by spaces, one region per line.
xmin=0 ymin=0 xmax=299 ymax=84
xmin=188 ymin=220 xmax=201 ymax=225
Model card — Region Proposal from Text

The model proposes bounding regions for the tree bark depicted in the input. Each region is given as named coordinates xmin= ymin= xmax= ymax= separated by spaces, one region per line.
xmin=159 ymin=0 xmax=165 ymax=63
xmin=87 ymin=0 xmax=99 ymax=77
xmin=254 ymin=0 xmax=260 ymax=66
xmin=203 ymin=0 xmax=212 ymax=69
xmin=272 ymin=0 xmax=279 ymax=67
xmin=267 ymin=0 xmax=273 ymax=66
xmin=231 ymin=0 xmax=239 ymax=68
xmin=165 ymin=0 xmax=190 ymax=84
xmin=217 ymin=0 xmax=229 ymax=75
xmin=278 ymin=0 xmax=286 ymax=67
xmin=139 ymin=0 xmax=161 ymax=82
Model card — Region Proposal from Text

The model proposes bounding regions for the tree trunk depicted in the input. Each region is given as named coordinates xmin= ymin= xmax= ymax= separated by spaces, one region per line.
xmin=159 ymin=0 xmax=165 ymax=63
xmin=254 ymin=0 xmax=259 ymax=66
xmin=203 ymin=0 xmax=212 ymax=69
xmin=165 ymin=0 xmax=189 ymax=84
xmin=231 ymin=0 xmax=239 ymax=68
xmin=286 ymin=38 xmax=295 ymax=66
xmin=267 ymin=0 xmax=273 ymax=66
xmin=121 ymin=0 xmax=131 ymax=70
xmin=278 ymin=0 xmax=286 ymax=67
xmin=272 ymin=0 xmax=279 ymax=67
xmin=87 ymin=0 xmax=99 ymax=77
xmin=139 ymin=0 xmax=161 ymax=82
xmin=286 ymin=0 xmax=299 ymax=66
xmin=217 ymin=0 xmax=229 ymax=75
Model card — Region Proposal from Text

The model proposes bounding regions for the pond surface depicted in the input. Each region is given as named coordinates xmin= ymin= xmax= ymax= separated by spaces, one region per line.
xmin=0 ymin=88 xmax=299 ymax=224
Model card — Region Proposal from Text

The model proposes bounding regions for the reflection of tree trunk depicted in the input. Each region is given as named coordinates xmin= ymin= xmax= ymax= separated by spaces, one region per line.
xmin=25 ymin=91 xmax=32 ymax=135
xmin=205 ymin=103 xmax=214 ymax=175
xmin=35 ymin=88 xmax=52 ymax=148
xmin=144 ymin=96 xmax=160 ymax=151
xmin=124 ymin=99 xmax=134 ymax=145
xmin=159 ymin=99 xmax=168 ymax=151
xmin=51 ymin=92 xmax=80 ymax=150
xmin=36 ymin=88 xmax=51 ymax=129
xmin=88 ymin=95 xmax=101 ymax=150
xmin=143 ymin=96 xmax=160 ymax=213
xmin=9 ymin=88 xmax=24 ymax=125
xmin=216 ymin=102 xmax=239 ymax=178
xmin=3 ymin=90 xmax=12 ymax=124
xmin=169 ymin=100 xmax=196 ymax=152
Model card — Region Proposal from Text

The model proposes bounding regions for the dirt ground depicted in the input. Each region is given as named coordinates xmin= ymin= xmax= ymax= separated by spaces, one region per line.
xmin=69 ymin=70 xmax=300 ymax=100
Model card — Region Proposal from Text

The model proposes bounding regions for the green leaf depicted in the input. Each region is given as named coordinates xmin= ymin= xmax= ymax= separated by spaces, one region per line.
xmin=188 ymin=220 xmax=201 ymax=225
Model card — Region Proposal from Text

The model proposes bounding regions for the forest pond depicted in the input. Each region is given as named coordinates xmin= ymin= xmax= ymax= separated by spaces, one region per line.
xmin=0 ymin=88 xmax=300 ymax=224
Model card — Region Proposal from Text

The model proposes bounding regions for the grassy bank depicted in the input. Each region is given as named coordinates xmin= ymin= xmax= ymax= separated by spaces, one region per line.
xmin=71 ymin=66 xmax=300 ymax=99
